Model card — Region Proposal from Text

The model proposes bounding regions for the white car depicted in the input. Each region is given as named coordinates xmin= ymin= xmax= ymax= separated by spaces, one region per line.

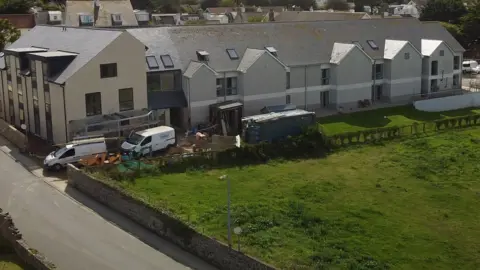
xmin=472 ymin=65 xmax=480 ymax=74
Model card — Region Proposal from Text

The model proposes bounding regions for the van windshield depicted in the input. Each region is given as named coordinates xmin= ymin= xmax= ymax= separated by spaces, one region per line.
xmin=126 ymin=133 xmax=145 ymax=145
xmin=53 ymin=147 xmax=67 ymax=157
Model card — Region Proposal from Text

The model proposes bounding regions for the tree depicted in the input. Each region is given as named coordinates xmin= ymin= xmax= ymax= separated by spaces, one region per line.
xmin=0 ymin=19 xmax=20 ymax=51
xmin=461 ymin=1 xmax=480 ymax=46
xmin=219 ymin=0 xmax=234 ymax=7
xmin=325 ymin=0 xmax=350 ymax=10
xmin=420 ymin=0 xmax=467 ymax=24
xmin=0 ymin=0 xmax=36 ymax=14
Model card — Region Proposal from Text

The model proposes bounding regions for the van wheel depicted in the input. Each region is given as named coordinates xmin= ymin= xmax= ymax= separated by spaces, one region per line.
xmin=52 ymin=164 xmax=63 ymax=172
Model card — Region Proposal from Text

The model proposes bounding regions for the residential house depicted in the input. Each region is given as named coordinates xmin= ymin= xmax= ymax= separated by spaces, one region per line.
xmin=272 ymin=11 xmax=371 ymax=22
xmin=0 ymin=26 xmax=148 ymax=144
xmin=126 ymin=18 xmax=463 ymax=129
xmin=0 ymin=14 xmax=36 ymax=35
xmin=64 ymin=0 xmax=138 ymax=27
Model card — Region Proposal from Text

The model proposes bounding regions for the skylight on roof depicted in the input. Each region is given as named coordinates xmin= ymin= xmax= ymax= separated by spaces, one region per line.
xmin=366 ymin=40 xmax=379 ymax=50
xmin=146 ymin=56 xmax=159 ymax=69
xmin=160 ymin=55 xmax=174 ymax=68
xmin=265 ymin=46 xmax=278 ymax=56
xmin=196 ymin=50 xmax=209 ymax=61
xmin=226 ymin=49 xmax=238 ymax=60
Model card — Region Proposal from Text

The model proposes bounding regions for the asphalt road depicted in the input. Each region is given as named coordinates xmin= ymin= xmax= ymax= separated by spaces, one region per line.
xmin=0 ymin=136 xmax=216 ymax=270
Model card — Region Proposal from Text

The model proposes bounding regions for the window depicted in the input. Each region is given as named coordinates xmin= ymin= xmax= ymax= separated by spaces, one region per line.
xmin=119 ymin=88 xmax=134 ymax=111
xmin=286 ymin=72 xmax=290 ymax=89
xmin=100 ymin=63 xmax=117 ymax=78
xmin=226 ymin=49 xmax=239 ymax=60
xmin=16 ymin=76 xmax=22 ymax=94
xmin=44 ymin=91 xmax=51 ymax=104
xmin=430 ymin=79 xmax=438 ymax=92
xmin=18 ymin=92 xmax=23 ymax=104
xmin=286 ymin=94 xmax=291 ymax=104
xmin=6 ymin=55 xmax=11 ymax=80
xmin=141 ymin=136 xmax=151 ymax=146
xmin=60 ymin=149 xmax=75 ymax=159
xmin=19 ymin=108 xmax=24 ymax=124
xmin=431 ymin=61 xmax=438 ymax=75
xmin=367 ymin=40 xmax=378 ymax=50
xmin=321 ymin=68 xmax=330 ymax=85
xmin=160 ymin=55 xmax=174 ymax=68
xmin=85 ymin=92 xmax=102 ymax=116
xmin=111 ymin=14 xmax=122 ymax=26
xmin=439 ymin=50 xmax=444 ymax=56
xmin=454 ymin=56 xmax=460 ymax=70
xmin=265 ymin=46 xmax=277 ymax=56
xmin=196 ymin=50 xmax=209 ymax=61
xmin=453 ymin=74 xmax=459 ymax=86
xmin=79 ymin=14 xmax=94 ymax=26
xmin=160 ymin=72 xmax=175 ymax=90
xmin=404 ymin=52 xmax=410 ymax=60
xmin=146 ymin=56 xmax=159 ymax=69
xmin=216 ymin=77 xmax=238 ymax=97
xmin=373 ymin=64 xmax=383 ymax=79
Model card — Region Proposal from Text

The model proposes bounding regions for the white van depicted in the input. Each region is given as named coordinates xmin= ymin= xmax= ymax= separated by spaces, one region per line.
xmin=44 ymin=137 xmax=107 ymax=171
xmin=463 ymin=60 xmax=478 ymax=73
xmin=121 ymin=126 xmax=176 ymax=156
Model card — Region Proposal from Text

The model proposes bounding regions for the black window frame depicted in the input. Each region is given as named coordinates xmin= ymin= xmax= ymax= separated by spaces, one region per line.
xmin=160 ymin=55 xmax=174 ymax=68
xmin=367 ymin=40 xmax=379 ymax=50
xmin=226 ymin=49 xmax=239 ymax=60
xmin=453 ymin=56 xmax=460 ymax=70
xmin=404 ymin=52 xmax=410 ymax=60
xmin=286 ymin=72 xmax=290 ymax=89
xmin=141 ymin=136 xmax=152 ymax=146
xmin=439 ymin=50 xmax=444 ymax=56
xmin=118 ymin=88 xmax=134 ymax=111
xmin=431 ymin=61 xmax=438 ymax=76
xmin=60 ymin=148 xmax=76 ymax=159
xmin=100 ymin=63 xmax=117 ymax=78
xmin=85 ymin=92 xmax=102 ymax=116
xmin=321 ymin=68 xmax=330 ymax=85
xmin=146 ymin=56 xmax=159 ymax=69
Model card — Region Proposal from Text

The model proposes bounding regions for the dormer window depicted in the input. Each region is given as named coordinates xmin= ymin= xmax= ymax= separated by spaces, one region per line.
xmin=78 ymin=14 xmax=94 ymax=26
xmin=111 ymin=14 xmax=122 ymax=26
xmin=265 ymin=46 xmax=277 ymax=57
xmin=196 ymin=50 xmax=209 ymax=61
xmin=366 ymin=40 xmax=379 ymax=50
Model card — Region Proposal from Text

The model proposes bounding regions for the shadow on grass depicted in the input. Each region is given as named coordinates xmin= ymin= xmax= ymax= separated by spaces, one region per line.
xmin=320 ymin=105 xmax=479 ymax=130
xmin=63 ymin=185 xmax=218 ymax=270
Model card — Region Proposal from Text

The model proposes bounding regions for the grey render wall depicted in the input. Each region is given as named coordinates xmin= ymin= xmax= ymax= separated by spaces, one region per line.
xmin=187 ymin=65 xmax=217 ymax=126
xmin=422 ymin=43 xmax=456 ymax=93
xmin=241 ymin=53 xmax=286 ymax=115
xmin=387 ymin=44 xmax=423 ymax=102
xmin=287 ymin=65 xmax=332 ymax=110
xmin=332 ymin=47 xmax=373 ymax=109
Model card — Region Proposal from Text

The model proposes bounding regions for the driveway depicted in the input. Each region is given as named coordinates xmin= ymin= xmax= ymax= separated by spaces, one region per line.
xmin=0 ymin=136 xmax=217 ymax=270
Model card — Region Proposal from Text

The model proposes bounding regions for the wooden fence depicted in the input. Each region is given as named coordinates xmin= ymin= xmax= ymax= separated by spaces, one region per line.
xmin=323 ymin=114 xmax=480 ymax=147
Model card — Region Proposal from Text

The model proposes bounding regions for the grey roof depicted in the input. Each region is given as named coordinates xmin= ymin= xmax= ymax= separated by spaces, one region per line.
xmin=127 ymin=19 xmax=464 ymax=73
xmin=273 ymin=11 xmax=369 ymax=22
xmin=6 ymin=25 xmax=123 ymax=84
xmin=65 ymin=0 xmax=138 ymax=27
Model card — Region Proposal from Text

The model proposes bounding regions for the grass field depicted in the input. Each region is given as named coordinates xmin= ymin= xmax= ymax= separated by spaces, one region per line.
xmin=99 ymin=128 xmax=480 ymax=269
xmin=319 ymin=105 xmax=480 ymax=135
xmin=0 ymin=254 xmax=25 ymax=270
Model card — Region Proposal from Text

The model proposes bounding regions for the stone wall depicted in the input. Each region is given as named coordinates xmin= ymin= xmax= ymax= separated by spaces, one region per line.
xmin=0 ymin=209 xmax=56 ymax=270
xmin=0 ymin=119 xmax=26 ymax=149
xmin=67 ymin=165 xmax=276 ymax=270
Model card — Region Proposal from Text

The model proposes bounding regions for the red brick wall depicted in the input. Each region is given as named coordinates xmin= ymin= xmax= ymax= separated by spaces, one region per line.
xmin=0 ymin=14 xmax=35 ymax=29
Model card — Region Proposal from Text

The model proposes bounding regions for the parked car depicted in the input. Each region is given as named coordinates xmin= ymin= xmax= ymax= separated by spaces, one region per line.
xmin=463 ymin=60 xmax=478 ymax=73
xmin=472 ymin=65 xmax=480 ymax=74
xmin=121 ymin=126 xmax=176 ymax=156
xmin=44 ymin=137 xmax=107 ymax=171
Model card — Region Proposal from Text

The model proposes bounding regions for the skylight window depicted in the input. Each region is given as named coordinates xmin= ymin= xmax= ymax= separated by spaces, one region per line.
xmin=226 ymin=49 xmax=239 ymax=60
xmin=78 ymin=14 xmax=94 ymax=26
xmin=265 ymin=46 xmax=278 ymax=56
xmin=366 ymin=40 xmax=379 ymax=50
xmin=160 ymin=55 xmax=174 ymax=68
xmin=196 ymin=50 xmax=209 ymax=61
xmin=146 ymin=56 xmax=159 ymax=69
xmin=111 ymin=14 xmax=122 ymax=26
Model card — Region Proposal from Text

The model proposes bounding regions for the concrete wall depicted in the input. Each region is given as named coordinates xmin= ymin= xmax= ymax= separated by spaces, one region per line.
xmin=68 ymin=165 xmax=276 ymax=270
xmin=0 ymin=210 xmax=55 ymax=270
xmin=242 ymin=53 xmax=286 ymax=115
xmin=50 ymin=83 xmax=67 ymax=143
xmin=66 ymin=32 xmax=147 ymax=124
xmin=0 ymin=118 xmax=25 ymax=149
xmin=422 ymin=43 xmax=456 ymax=93
xmin=387 ymin=43 xmax=423 ymax=102
xmin=414 ymin=92 xmax=480 ymax=112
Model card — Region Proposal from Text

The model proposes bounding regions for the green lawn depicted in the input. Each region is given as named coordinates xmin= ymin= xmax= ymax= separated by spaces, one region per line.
xmin=319 ymin=105 xmax=480 ymax=135
xmin=98 ymin=128 xmax=480 ymax=269
xmin=0 ymin=254 xmax=26 ymax=270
